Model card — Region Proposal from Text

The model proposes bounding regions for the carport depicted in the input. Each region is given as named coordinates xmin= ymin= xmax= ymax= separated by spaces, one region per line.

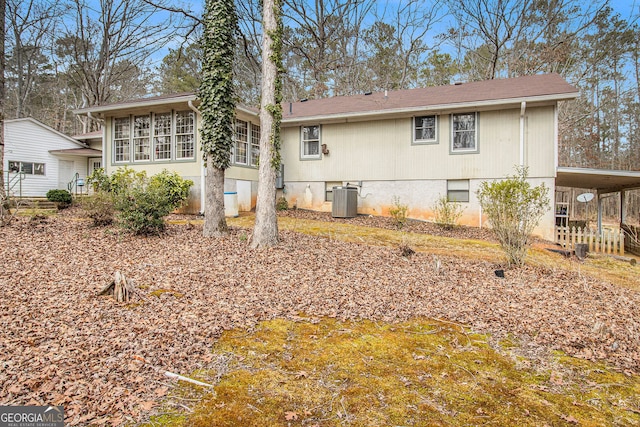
xmin=556 ymin=167 xmax=640 ymax=232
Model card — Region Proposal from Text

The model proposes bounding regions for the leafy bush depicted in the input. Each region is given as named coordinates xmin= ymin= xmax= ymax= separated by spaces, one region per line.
xmin=81 ymin=192 xmax=116 ymax=226
xmin=46 ymin=189 xmax=72 ymax=209
xmin=87 ymin=166 xmax=146 ymax=194
xmin=432 ymin=195 xmax=465 ymax=229
xmin=389 ymin=196 xmax=408 ymax=229
xmin=276 ymin=196 xmax=289 ymax=211
xmin=477 ymin=166 xmax=549 ymax=267
xmin=115 ymin=170 xmax=193 ymax=235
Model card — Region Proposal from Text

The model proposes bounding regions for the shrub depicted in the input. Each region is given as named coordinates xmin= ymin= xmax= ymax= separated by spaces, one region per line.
xmin=276 ymin=196 xmax=289 ymax=211
xmin=432 ymin=195 xmax=465 ymax=229
xmin=115 ymin=170 xmax=193 ymax=235
xmin=389 ymin=196 xmax=408 ymax=229
xmin=46 ymin=189 xmax=72 ymax=209
xmin=81 ymin=192 xmax=116 ymax=226
xmin=477 ymin=166 xmax=549 ymax=267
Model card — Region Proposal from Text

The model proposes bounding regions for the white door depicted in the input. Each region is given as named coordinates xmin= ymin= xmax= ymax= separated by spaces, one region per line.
xmin=89 ymin=158 xmax=102 ymax=174
xmin=58 ymin=160 xmax=74 ymax=190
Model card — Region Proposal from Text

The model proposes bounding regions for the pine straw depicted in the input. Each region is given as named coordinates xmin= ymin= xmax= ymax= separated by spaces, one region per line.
xmin=0 ymin=214 xmax=639 ymax=425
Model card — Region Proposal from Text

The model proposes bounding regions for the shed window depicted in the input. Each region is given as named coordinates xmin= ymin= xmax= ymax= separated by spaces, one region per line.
xmin=447 ymin=180 xmax=470 ymax=202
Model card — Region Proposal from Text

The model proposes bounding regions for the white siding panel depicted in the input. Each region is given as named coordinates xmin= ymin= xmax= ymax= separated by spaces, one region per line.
xmin=4 ymin=119 xmax=86 ymax=197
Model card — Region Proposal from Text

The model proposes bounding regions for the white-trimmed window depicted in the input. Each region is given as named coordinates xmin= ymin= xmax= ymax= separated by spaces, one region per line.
xmin=413 ymin=115 xmax=438 ymax=144
xmin=301 ymin=125 xmax=321 ymax=159
xmin=133 ymin=115 xmax=151 ymax=161
xmin=251 ymin=123 xmax=260 ymax=167
xmin=235 ymin=119 xmax=249 ymax=165
xmin=8 ymin=161 xmax=45 ymax=175
xmin=447 ymin=180 xmax=470 ymax=202
xmin=175 ymin=111 xmax=195 ymax=159
xmin=114 ymin=117 xmax=131 ymax=162
xmin=451 ymin=112 xmax=478 ymax=153
xmin=154 ymin=112 xmax=172 ymax=160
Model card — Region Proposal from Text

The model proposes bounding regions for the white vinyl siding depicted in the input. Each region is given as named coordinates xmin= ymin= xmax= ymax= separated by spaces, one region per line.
xmin=4 ymin=118 xmax=89 ymax=197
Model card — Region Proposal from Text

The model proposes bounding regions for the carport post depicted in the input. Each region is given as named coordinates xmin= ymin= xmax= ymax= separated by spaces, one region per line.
xmin=620 ymin=190 xmax=627 ymax=225
xmin=597 ymin=193 xmax=603 ymax=234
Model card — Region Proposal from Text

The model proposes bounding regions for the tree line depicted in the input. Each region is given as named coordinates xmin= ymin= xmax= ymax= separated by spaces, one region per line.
xmin=3 ymin=0 xmax=639 ymax=171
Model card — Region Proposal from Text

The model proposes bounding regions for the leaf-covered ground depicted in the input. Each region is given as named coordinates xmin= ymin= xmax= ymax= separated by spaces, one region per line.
xmin=0 ymin=211 xmax=639 ymax=425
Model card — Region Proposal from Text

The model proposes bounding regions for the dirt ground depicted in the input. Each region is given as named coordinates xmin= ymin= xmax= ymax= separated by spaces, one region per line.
xmin=0 ymin=210 xmax=638 ymax=425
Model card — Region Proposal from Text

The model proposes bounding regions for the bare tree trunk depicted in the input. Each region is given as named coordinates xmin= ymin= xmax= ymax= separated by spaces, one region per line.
xmin=0 ymin=0 xmax=5 ymax=198
xmin=251 ymin=0 xmax=280 ymax=249
xmin=203 ymin=158 xmax=228 ymax=237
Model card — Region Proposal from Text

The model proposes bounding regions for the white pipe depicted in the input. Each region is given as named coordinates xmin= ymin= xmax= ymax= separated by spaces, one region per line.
xmin=188 ymin=100 xmax=205 ymax=214
xmin=519 ymin=101 xmax=526 ymax=167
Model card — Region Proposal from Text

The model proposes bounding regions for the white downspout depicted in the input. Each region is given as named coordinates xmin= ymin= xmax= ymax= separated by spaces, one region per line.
xmin=188 ymin=100 xmax=205 ymax=214
xmin=519 ymin=101 xmax=526 ymax=167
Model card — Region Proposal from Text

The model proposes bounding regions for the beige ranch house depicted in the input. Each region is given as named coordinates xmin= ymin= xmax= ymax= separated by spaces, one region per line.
xmin=75 ymin=73 xmax=581 ymax=241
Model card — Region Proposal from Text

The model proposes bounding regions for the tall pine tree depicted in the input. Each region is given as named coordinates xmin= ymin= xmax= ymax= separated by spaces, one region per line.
xmin=199 ymin=0 xmax=237 ymax=237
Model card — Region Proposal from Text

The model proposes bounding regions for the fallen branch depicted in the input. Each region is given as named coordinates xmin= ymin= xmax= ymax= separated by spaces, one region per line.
xmin=99 ymin=271 xmax=136 ymax=302
xmin=588 ymin=253 xmax=637 ymax=266
xmin=164 ymin=371 xmax=214 ymax=388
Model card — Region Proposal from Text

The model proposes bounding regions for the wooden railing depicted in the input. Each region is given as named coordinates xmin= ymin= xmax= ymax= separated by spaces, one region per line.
xmin=556 ymin=226 xmax=625 ymax=255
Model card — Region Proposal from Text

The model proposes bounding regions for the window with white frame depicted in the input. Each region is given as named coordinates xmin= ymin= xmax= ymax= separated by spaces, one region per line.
xmin=413 ymin=115 xmax=438 ymax=144
xmin=175 ymin=111 xmax=195 ymax=159
xmin=451 ymin=112 xmax=478 ymax=152
xmin=133 ymin=115 xmax=151 ymax=161
xmin=301 ymin=125 xmax=321 ymax=159
xmin=447 ymin=179 xmax=470 ymax=202
xmin=114 ymin=117 xmax=131 ymax=162
xmin=8 ymin=161 xmax=45 ymax=175
xmin=235 ymin=119 xmax=249 ymax=165
xmin=154 ymin=112 xmax=172 ymax=160
xmin=251 ymin=123 xmax=260 ymax=167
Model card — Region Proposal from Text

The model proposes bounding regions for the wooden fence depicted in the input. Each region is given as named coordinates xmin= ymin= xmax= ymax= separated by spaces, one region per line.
xmin=556 ymin=226 xmax=625 ymax=255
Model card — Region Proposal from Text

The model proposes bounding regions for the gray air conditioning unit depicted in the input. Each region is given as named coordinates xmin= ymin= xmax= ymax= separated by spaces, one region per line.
xmin=332 ymin=186 xmax=358 ymax=218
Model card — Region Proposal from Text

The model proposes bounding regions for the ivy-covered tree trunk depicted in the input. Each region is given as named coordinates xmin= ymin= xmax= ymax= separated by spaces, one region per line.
xmin=251 ymin=0 xmax=283 ymax=249
xmin=199 ymin=0 xmax=237 ymax=237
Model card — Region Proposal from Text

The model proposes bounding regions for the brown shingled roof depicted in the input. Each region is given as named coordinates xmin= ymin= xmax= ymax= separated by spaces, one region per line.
xmin=282 ymin=74 xmax=578 ymax=121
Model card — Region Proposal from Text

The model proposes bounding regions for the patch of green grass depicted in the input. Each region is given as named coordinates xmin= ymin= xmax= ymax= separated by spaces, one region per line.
xmin=144 ymin=317 xmax=640 ymax=426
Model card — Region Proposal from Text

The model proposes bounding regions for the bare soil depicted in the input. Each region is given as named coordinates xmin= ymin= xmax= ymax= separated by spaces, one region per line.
xmin=0 ymin=210 xmax=638 ymax=425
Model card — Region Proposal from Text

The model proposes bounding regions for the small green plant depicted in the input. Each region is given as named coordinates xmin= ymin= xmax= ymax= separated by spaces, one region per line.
xmin=276 ymin=196 xmax=289 ymax=211
xmin=389 ymin=196 xmax=408 ymax=229
xmin=46 ymin=189 xmax=72 ymax=209
xmin=115 ymin=170 xmax=193 ymax=235
xmin=432 ymin=195 xmax=465 ymax=229
xmin=81 ymin=192 xmax=116 ymax=226
xmin=477 ymin=166 xmax=549 ymax=267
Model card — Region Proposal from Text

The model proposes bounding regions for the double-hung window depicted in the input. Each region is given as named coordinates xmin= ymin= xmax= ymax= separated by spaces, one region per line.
xmin=451 ymin=112 xmax=478 ymax=153
xmin=154 ymin=112 xmax=172 ymax=160
xmin=133 ymin=115 xmax=151 ymax=161
xmin=175 ymin=111 xmax=195 ymax=159
xmin=413 ymin=115 xmax=438 ymax=144
xmin=250 ymin=123 xmax=260 ymax=167
xmin=301 ymin=125 xmax=321 ymax=159
xmin=235 ymin=119 xmax=249 ymax=165
xmin=114 ymin=117 xmax=131 ymax=163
